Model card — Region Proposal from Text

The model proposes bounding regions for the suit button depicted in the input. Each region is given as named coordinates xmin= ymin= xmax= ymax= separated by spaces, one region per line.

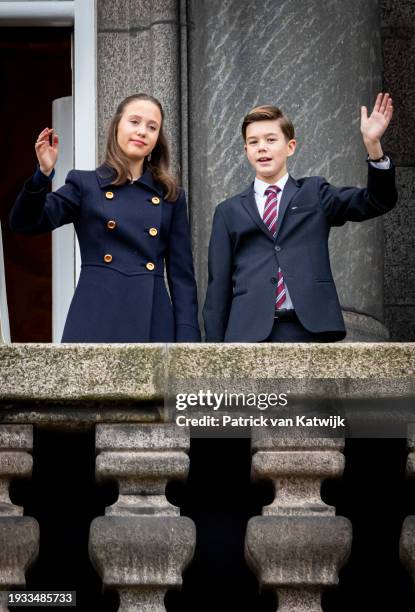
xmin=146 ymin=262 xmax=155 ymax=271
xmin=151 ymin=196 xmax=160 ymax=205
xmin=105 ymin=191 xmax=114 ymax=200
xmin=104 ymin=254 xmax=113 ymax=263
xmin=270 ymin=277 xmax=278 ymax=285
xmin=149 ymin=227 xmax=158 ymax=237
xmin=275 ymin=246 xmax=281 ymax=252
xmin=107 ymin=219 xmax=116 ymax=230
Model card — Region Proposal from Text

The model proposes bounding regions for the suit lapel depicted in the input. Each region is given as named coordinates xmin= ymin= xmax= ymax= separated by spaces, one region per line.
xmin=274 ymin=176 xmax=300 ymax=241
xmin=240 ymin=184 xmax=274 ymax=241
xmin=240 ymin=176 xmax=300 ymax=241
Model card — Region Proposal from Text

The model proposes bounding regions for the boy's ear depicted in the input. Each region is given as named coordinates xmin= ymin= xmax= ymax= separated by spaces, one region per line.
xmin=244 ymin=143 xmax=247 ymax=153
xmin=287 ymin=139 xmax=296 ymax=157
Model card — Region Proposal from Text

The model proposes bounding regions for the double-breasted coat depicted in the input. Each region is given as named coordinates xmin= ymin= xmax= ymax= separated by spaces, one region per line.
xmin=10 ymin=165 xmax=201 ymax=342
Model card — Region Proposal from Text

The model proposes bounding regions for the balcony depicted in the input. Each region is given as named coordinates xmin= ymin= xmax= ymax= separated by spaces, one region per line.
xmin=0 ymin=342 xmax=414 ymax=611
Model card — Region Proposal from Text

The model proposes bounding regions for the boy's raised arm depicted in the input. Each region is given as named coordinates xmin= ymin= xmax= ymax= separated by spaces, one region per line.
xmin=360 ymin=92 xmax=393 ymax=160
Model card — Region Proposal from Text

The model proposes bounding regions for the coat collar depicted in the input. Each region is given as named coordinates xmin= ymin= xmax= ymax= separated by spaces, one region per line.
xmin=95 ymin=164 xmax=164 ymax=196
xmin=240 ymin=175 xmax=300 ymax=241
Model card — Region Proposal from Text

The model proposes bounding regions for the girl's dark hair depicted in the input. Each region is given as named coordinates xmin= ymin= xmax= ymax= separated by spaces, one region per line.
xmin=103 ymin=93 xmax=179 ymax=201
xmin=242 ymin=105 xmax=295 ymax=142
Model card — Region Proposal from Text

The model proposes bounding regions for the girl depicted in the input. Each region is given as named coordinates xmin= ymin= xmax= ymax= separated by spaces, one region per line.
xmin=10 ymin=94 xmax=200 ymax=342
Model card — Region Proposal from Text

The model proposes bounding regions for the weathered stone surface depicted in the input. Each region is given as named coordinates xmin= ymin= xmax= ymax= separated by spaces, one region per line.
xmin=245 ymin=516 xmax=352 ymax=611
xmin=89 ymin=516 xmax=195 ymax=584
xmin=117 ymin=587 xmax=166 ymax=612
xmin=89 ymin=423 xmax=195 ymax=611
xmin=247 ymin=412 xmax=351 ymax=610
xmin=251 ymin=428 xmax=345 ymax=451
xmin=0 ymin=517 xmax=39 ymax=586
xmin=252 ymin=450 xmax=344 ymax=516
xmin=0 ymin=344 xmax=165 ymax=401
xmin=0 ymin=426 xmax=32 ymax=450
xmin=0 ymin=426 xmax=33 ymax=517
xmin=95 ymin=424 xmax=190 ymax=514
xmin=342 ymin=312 xmax=389 ymax=342
xmin=96 ymin=451 xmax=189 ymax=489
xmin=166 ymin=343 xmax=415 ymax=399
xmin=1 ymin=345 xmax=414 ymax=416
xmin=96 ymin=423 xmax=189 ymax=451
xmin=0 ymin=426 xmax=38 ymax=609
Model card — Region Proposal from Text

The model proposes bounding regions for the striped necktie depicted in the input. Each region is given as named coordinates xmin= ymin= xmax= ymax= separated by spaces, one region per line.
xmin=263 ymin=185 xmax=286 ymax=309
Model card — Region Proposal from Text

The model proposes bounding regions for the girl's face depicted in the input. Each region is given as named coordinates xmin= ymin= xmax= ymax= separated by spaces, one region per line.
xmin=117 ymin=99 xmax=162 ymax=162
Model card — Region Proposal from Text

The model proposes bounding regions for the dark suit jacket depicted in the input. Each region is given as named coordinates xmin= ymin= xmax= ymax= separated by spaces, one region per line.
xmin=203 ymin=163 xmax=397 ymax=342
xmin=10 ymin=166 xmax=201 ymax=342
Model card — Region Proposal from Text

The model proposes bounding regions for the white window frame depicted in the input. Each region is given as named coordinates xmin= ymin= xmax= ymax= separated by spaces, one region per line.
xmin=0 ymin=0 xmax=97 ymax=342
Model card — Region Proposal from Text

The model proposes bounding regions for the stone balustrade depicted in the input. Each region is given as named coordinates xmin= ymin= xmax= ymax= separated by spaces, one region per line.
xmin=0 ymin=342 xmax=414 ymax=610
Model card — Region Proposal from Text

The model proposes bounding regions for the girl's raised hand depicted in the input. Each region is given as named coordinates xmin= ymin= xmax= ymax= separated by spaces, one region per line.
xmin=35 ymin=127 xmax=59 ymax=176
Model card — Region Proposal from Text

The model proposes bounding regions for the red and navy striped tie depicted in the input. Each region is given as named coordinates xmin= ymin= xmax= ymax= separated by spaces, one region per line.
xmin=263 ymin=185 xmax=286 ymax=309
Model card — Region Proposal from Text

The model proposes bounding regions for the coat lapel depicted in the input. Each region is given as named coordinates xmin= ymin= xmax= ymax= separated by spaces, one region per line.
xmin=240 ymin=176 xmax=300 ymax=241
xmin=274 ymin=176 xmax=300 ymax=241
xmin=240 ymin=184 xmax=273 ymax=241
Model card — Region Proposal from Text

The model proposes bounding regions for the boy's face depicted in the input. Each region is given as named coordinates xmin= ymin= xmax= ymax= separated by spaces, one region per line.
xmin=244 ymin=119 xmax=296 ymax=183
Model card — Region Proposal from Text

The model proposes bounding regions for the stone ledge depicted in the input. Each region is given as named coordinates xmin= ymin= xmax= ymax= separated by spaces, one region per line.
xmin=0 ymin=344 xmax=165 ymax=401
xmin=0 ymin=343 xmax=414 ymax=405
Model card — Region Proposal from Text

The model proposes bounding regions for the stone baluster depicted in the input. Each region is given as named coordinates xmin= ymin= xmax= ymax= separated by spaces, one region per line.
xmin=89 ymin=423 xmax=195 ymax=611
xmin=245 ymin=426 xmax=352 ymax=612
xmin=0 ymin=425 xmax=39 ymax=612
xmin=400 ymin=426 xmax=415 ymax=589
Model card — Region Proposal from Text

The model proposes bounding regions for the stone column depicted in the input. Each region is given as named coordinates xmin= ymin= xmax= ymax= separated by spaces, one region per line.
xmin=89 ymin=423 xmax=195 ymax=611
xmin=188 ymin=0 xmax=388 ymax=339
xmin=245 ymin=428 xmax=352 ymax=611
xmin=0 ymin=426 xmax=39 ymax=612
xmin=97 ymin=0 xmax=183 ymax=177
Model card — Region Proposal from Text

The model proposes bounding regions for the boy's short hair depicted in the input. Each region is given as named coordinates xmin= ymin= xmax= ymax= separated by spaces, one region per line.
xmin=242 ymin=105 xmax=295 ymax=142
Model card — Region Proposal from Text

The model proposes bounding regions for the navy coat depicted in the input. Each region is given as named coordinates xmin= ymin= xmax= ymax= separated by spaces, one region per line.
xmin=203 ymin=163 xmax=398 ymax=342
xmin=10 ymin=166 xmax=201 ymax=342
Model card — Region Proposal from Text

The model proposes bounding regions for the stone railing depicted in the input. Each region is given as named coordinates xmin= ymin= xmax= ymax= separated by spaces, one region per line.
xmin=0 ymin=343 xmax=414 ymax=611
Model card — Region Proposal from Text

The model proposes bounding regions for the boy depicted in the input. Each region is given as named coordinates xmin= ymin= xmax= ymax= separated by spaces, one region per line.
xmin=203 ymin=93 xmax=397 ymax=342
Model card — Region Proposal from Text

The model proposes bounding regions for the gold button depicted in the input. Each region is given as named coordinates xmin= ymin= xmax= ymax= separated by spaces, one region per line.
xmin=149 ymin=227 xmax=158 ymax=237
xmin=146 ymin=262 xmax=155 ymax=271
xmin=107 ymin=219 xmax=116 ymax=230
xmin=151 ymin=196 xmax=160 ymax=205
xmin=104 ymin=254 xmax=113 ymax=263
xmin=105 ymin=191 xmax=114 ymax=200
